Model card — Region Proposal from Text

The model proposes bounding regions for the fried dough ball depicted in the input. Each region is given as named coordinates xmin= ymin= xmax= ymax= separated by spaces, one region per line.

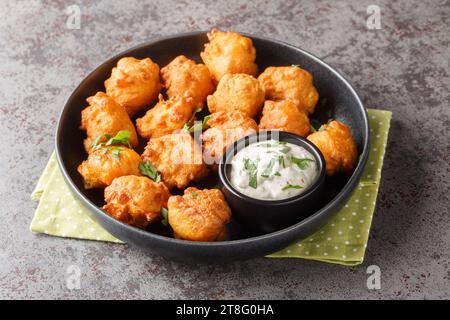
xmin=103 ymin=175 xmax=170 ymax=229
xmin=141 ymin=133 xmax=208 ymax=190
xmin=200 ymin=29 xmax=258 ymax=83
xmin=201 ymin=111 xmax=258 ymax=166
xmin=207 ymin=73 xmax=264 ymax=118
xmin=80 ymin=92 xmax=138 ymax=153
xmin=77 ymin=147 xmax=141 ymax=189
xmin=161 ymin=55 xmax=215 ymax=108
xmin=258 ymin=66 xmax=319 ymax=114
xmin=167 ymin=187 xmax=231 ymax=242
xmin=259 ymin=100 xmax=310 ymax=137
xmin=105 ymin=57 xmax=162 ymax=116
xmin=136 ymin=94 xmax=195 ymax=139
xmin=307 ymin=120 xmax=358 ymax=176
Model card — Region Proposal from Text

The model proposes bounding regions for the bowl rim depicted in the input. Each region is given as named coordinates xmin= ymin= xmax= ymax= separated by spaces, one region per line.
xmin=55 ymin=30 xmax=370 ymax=248
xmin=218 ymin=131 xmax=326 ymax=204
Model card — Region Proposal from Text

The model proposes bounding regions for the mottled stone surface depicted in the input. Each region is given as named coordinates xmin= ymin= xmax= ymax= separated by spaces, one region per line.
xmin=0 ymin=0 xmax=449 ymax=299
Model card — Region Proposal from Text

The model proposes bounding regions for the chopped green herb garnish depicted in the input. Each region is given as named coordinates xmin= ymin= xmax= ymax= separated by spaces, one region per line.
xmin=318 ymin=125 xmax=326 ymax=132
xmin=110 ymin=146 xmax=122 ymax=160
xmin=91 ymin=133 xmax=112 ymax=148
xmin=274 ymin=172 xmax=281 ymax=176
xmin=282 ymin=184 xmax=303 ymax=191
xmin=279 ymin=146 xmax=291 ymax=154
xmin=277 ymin=155 xmax=286 ymax=168
xmin=139 ymin=161 xmax=161 ymax=183
xmin=278 ymin=141 xmax=287 ymax=145
xmin=291 ymin=156 xmax=314 ymax=170
xmin=183 ymin=107 xmax=202 ymax=129
xmin=183 ymin=109 xmax=210 ymax=133
xmin=105 ymin=130 xmax=132 ymax=148
xmin=191 ymin=191 xmax=197 ymax=197
xmin=161 ymin=207 xmax=168 ymax=226
xmin=291 ymin=64 xmax=300 ymax=68
xmin=91 ymin=130 xmax=132 ymax=160
xmin=261 ymin=158 xmax=275 ymax=178
xmin=243 ymin=158 xmax=258 ymax=188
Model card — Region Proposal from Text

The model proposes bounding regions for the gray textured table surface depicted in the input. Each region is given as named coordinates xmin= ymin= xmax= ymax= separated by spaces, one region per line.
xmin=1 ymin=0 xmax=449 ymax=299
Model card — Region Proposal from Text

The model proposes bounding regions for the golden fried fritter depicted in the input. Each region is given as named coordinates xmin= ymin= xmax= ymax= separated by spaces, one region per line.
xmin=105 ymin=57 xmax=162 ymax=116
xmin=167 ymin=187 xmax=231 ymax=242
xmin=141 ymin=133 xmax=208 ymax=190
xmin=80 ymin=92 xmax=138 ymax=153
xmin=307 ymin=120 xmax=358 ymax=176
xmin=200 ymin=29 xmax=258 ymax=83
xmin=135 ymin=94 xmax=195 ymax=139
xmin=207 ymin=73 xmax=264 ymax=118
xmin=201 ymin=111 xmax=258 ymax=166
xmin=259 ymin=100 xmax=310 ymax=137
xmin=77 ymin=147 xmax=141 ymax=189
xmin=103 ymin=175 xmax=170 ymax=229
xmin=258 ymin=66 xmax=319 ymax=114
xmin=161 ymin=55 xmax=215 ymax=108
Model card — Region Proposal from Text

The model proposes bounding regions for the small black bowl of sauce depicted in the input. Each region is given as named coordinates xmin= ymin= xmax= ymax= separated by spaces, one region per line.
xmin=219 ymin=131 xmax=326 ymax=235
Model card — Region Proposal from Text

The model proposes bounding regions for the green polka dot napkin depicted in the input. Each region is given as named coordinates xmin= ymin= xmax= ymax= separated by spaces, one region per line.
xmin=30 ymin=109 xmax=391 ymax=266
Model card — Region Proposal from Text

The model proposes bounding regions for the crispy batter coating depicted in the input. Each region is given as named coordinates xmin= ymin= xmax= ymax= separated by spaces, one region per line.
xmin=103 ymin=175 xmax=170 ymax=229
xmin=259 ymin=100 xmax=310 ymax=137
xmin=161 ymin=55 xmax=215 ymax=108
xmin=258 ymin=66 xmax=319 ymax=114
xmin=105 ymin=57 xmax=162 ymax=116
xmin=80 ymin=92 xmax=138 ymax=153
xmin=136 ymin=94 xmax=195 ymax=139
xmin=307 ymin=120 xmax=358 ymax=176
xmin=201 ymin=111 xmax=258 ymax=166
xmin=167 ymin=187 xmax=231 ymax=242
xmin=207 ymin=73 xmax=264 ymax=118
xmin=141 ymin=133 xmax=208 ymax=190
xmin=200 ymin=29 xmax=258 ymax=83
xmin=77 ymin=147 xmax=141 ymax=189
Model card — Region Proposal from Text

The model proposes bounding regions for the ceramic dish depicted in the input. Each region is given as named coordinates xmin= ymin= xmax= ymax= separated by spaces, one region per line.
xmin=56 ymin=31 xmax=369 ymax=262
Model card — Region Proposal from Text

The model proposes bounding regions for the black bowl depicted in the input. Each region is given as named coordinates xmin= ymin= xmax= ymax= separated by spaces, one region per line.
xmin=219 ymin=131 xmax=326 ymax=235
xmin=56 ymin=31 xmax=369 ymax=262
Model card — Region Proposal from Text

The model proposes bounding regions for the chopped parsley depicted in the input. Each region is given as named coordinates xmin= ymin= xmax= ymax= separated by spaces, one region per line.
xmin=161 ymin=207 xmax=168 ymax=226
xmin=277 ymin=155 xmax=286 ymax=168
xmin=291 ymin=156 xmax=314 ymax=170
xmin=183 ymin=109 xmax=210 ymax=133
xmin=91 ymin=130 xmax=132 ymax=160
xmin=243 ymin=158 xmax=258 ymax=188
xmin=261 ymin=158 xmax=275 ymax=178
xmin=279 ymin=146 xmax=291 ymax=154
xmin=282 ymin=184 xmax=303 ymax=191
xmin=139 ymin=161 xmax=161 ymax=183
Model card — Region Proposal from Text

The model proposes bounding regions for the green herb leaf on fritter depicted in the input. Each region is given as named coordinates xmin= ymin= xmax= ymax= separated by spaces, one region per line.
xmin=161 ymin=207 xmax=168 ymax=226
xmin=139 ymin=161 xmax=161 ymax=183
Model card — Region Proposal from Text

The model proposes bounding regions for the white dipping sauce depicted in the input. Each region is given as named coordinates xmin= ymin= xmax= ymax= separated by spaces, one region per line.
xmin=229 ymin=140 xmax=318 ymax=200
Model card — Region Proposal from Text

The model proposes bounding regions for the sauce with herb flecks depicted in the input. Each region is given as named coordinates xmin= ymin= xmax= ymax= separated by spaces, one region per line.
xmin=229 ymin=140 xmax=318 ymax=200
